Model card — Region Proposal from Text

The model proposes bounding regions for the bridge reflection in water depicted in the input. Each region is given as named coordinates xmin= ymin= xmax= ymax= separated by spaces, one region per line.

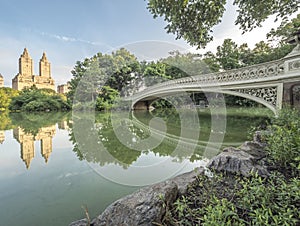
xmin=0 ymin=109 xmax=270 ymax=171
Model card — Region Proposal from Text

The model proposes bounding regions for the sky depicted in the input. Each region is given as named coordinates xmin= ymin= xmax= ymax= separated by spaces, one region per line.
xmin=0 ymin=0 xmax=297 ymax=87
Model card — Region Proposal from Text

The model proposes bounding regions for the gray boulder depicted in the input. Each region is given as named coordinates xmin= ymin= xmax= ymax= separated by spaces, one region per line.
xmin=70 ymin=167 xmax=205 ymax=226
xmin=207 ymin=147 xmax=269 ymax=177
xmin=92 ymin=181 xmax=177 ymax=226
xmin=239 ymin=141 xmax=267 ymax=159
xmin=170 ymin=167 xmax=204 ymax=195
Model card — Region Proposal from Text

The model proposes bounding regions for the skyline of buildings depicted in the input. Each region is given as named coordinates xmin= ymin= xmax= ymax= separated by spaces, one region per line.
xmin=0 ymin=48 xmax=69 ymax=93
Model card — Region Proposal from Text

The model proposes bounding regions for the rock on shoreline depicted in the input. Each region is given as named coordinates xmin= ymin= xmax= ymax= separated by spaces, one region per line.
xmin=70 ymin=131 xmax=268 ymax=226
xmin=70 ymin=167 xmax=205 ymax=226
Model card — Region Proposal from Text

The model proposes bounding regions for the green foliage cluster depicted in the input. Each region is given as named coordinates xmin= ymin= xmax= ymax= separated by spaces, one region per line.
xmin=9 ymin=86 xmax=70 ymax=112
xmin=68 ymin=48 xmax=139 ymax=101
xmin=95 ymin=86 xmax=119 ymax=111
xmin=267 ymin=14 xmax=300 ymax=44
xmin=205 ymin=38 xmax=295 ymax=72
xmin=0 ymin=111 xmax=14 ymax=130
xmin=163 ymin=172 xmax=299 ymax=225
xmin=147 ymin=0 xmax=299 ymax=48
xmin=161 ymin=109 xmax=300 ymax=225
xmin=265 ymin=109 xmax=300 ymax=175
xmin=0 ymin=87 xmax=19 ymax=112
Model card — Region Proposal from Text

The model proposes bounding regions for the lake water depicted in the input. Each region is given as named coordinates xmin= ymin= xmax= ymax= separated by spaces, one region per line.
xmin=0 ymin=108 xmax=271 ymax=226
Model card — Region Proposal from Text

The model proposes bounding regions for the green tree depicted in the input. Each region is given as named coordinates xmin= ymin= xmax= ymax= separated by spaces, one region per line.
xmin=9 ymin=86 xmax=70 ymax=112
xmin=202 ymin=51 xmax=221 ymax=72
xmin=268 ymin=13 xmax=300 ymax=44
xmin=147 ymin=0 xmax=299 ymax=48
xmin=68 ymin=58 xmax=91 ymax=103
xmin=216 ymin=39 xmax=240 ymax=70
xmin=106 ymin=48 xmax=141 ymax=95
xmin=68 ymin=48 xmax=141 ymax=105
xmin=163 ymin=51 xmax=210 ymax=77
xmin=252 ymin=41 xmax=273 ymax=64
xmin=238 ymin=43 xmax=255 ymax=66
xmin=96 ymin=86 xmax=119 ymax=111
xmin=68 ymin=55 xmax=106 ymax=104
xmin=0 ymin=87 xmax=19 ymax=111
xmin=143 ymin=61 xmax=170 ymax=86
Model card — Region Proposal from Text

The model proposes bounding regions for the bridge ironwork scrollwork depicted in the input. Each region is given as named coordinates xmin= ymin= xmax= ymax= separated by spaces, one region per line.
xmin=234 ymin=87 xmax=278 ymax=107
xmin=126 ymin=44 xmax=300 ymax=114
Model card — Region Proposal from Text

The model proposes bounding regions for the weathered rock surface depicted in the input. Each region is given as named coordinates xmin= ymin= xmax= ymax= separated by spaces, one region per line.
xmin=93 ymin=181 xmax=177 ymax=226
xmin=70 ymin=168 xmax=205 ymax=226
xmin=171 ymin=167 xmax=205 ymax=195
xmin=70 ymin=133 xmax=270 ymax=226
xmin=207 ymin=146 xmax=269 ymax=177
xmin=239 ymin=141 xmax=267 ymax=159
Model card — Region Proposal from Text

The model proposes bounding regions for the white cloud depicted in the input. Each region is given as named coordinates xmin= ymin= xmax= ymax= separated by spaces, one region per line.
xmin=39 ymin=31 xmax=112 ymax=49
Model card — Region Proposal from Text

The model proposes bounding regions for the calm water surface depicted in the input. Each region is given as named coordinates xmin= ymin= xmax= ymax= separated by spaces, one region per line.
xmin=0 ymin=108 xmax=271 ymax=226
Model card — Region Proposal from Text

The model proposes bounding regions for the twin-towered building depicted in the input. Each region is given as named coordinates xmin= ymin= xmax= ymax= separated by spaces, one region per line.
xmin=0 ymin=48 xmax=69 ymax=93
xmin=12 ymin=48 xmax=55 ymax=91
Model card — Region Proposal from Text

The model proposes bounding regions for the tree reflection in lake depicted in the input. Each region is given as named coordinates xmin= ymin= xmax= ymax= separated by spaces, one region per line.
xmin=0 ymin=108 xmax=273 ymax=225
xmin=0 ymin=112 xmax=71 ymax=168
xmin=0 ymin=108 xmax=271 ymax=171
xmin=69 ymin=108 xmax=271 ymax=185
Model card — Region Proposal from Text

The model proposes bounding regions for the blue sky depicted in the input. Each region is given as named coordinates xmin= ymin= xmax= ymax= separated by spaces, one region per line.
xmin=0 ymin=0 xmax=294 ymax=86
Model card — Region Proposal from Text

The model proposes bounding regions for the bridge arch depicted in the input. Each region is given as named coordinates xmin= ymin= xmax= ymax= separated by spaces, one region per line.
xmin=132 ymin=87 xmax=278 ymax=114
xmin=127 ymin=42 xmax=300 ymax=115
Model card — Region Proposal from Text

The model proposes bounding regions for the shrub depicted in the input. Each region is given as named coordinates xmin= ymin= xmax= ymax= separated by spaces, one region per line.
xmin=9 ymin=86 xmax=70 ymax=112
xmin=265 ymin=108 xmax=300 ymax=174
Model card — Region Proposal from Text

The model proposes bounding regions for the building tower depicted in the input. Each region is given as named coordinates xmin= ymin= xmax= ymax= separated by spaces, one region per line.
xmin=41 ymin=137 xmax=52 ymax=163
xmin=0 ymin=131 xmax=5 ymax=144
xmin=19 ymin=48 xmax=33 ymax=77
xmin=12 ymin=48 xmax=55 ymax=91
xmin=0 ymin=74 xmax=3 ymax=87
xmin=39 ymin=52 xmax=51 ymax=78
xmin=13 ymin=128 xmax=35 ymax=169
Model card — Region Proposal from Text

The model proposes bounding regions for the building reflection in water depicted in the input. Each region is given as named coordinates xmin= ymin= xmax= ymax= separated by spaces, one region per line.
xmin=0 ymin=131 xmax=5 ymax=144
xmin=58 ymin=120 xmax=70 ymax=130
xmin=13 ymin=125 xmax=56 ymax=169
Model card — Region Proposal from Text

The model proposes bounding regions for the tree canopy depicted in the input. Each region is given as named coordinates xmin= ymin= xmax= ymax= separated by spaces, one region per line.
xmin=147 ymin=0 xmax=299 ymax=48
xmin=67 ymin=14 xmax=298 ymax=110
xmin=9 ymin=86 xmax=70 ymax=112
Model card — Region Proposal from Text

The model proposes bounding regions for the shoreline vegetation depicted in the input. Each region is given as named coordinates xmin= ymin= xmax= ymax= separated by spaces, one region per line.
xmin=70 ymin=108 xmax=299 ymax=226
xmin=162 ymin=109 xmax=299 ymax=226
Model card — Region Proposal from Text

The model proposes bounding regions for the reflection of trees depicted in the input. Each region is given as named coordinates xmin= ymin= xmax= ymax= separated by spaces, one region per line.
xmin=69 ymin=108 xmax=270 ymax=167
xmin=0 ymin=111 xmax=14 ymax=130
xmin=10 ymin=112 xmax=71 ymax=135
xmin=1 ymin=112 xmax=71 ymax=169
xmin=69 ymin=113 xmax=142 ymax=168
xmin=69 ymin=111 xmax=205 ymax=167
xmin=13 ymin=125 xmax=57 ymax=168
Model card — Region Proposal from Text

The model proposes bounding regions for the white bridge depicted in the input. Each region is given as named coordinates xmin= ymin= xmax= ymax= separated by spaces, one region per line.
xmin=127 ymin=43 xmax=300 ymax=114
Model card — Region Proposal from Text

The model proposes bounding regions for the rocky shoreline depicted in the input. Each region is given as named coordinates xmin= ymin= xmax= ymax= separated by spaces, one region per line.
xmin=70 ymin=131 xmax=269 ymax=226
